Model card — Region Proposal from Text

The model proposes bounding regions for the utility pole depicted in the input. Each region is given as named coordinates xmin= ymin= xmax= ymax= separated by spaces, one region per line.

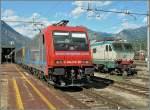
xmin=147 ymin=1 xmax=150 ymax=109
xmin=0 ymin=20 xmax=1 ymax=64
xmin=147 ymin=0 xmax=150 ymax=74
xmin=10 ymin=41 xmax=14 ymax=64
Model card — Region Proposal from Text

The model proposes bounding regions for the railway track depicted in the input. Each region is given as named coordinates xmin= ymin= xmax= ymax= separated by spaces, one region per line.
xmin=64 ymin=87 xmax=133 ymax=109
xmin=111 ymin=83 xmax=148 ymax=98
xmin=135 ymin=62 xmax=147 ymax=67
xmin=18 ymin=65 xmax=133 ymax=109
xmin=134 ymin=60 xmax=147 ymax=68
xmin=92 ymin=76 xmax=149 ymax=99
xmin=17 ymin=65 xmax=148 ymax=109
xmin=23 ymin=72 xmax=129 ymax=109
xmin=17 ymin=65 xmax=89 ymax=109
xmin=135 ymin=76 xmax=149 ymax=81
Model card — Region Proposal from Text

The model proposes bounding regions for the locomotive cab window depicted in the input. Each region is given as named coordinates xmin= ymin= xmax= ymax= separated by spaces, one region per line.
xmin=112 ymin=43 xmax=123 ymax=51
xmin=71 ymin=33 xmax=87 ymax=43
xmin=113 ymin=43 xmax=133 ymax=51
xmin=109 ymin=45 xmax=112 ymax=51
xmin=106 ymin=45 xmax=112 ymax=52
xmin=53 ymin=31 xmax=89 ymax=51
xmin=53 ymin=32 xmax=70 ymax=44
xmin=93 ymin=48 xmax=96 ymax=53
xmin=42 ymin=35 xmax=45 ymax=44
xmin=106 ymin=45 xmax=109 ymax=51
xmin=124 ymin=43 xmax=133 ymax=51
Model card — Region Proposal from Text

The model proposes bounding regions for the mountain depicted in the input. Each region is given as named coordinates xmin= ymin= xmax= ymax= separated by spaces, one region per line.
xmin=0 ymin=20 xmax=147 ymax=51
xmin=88 ymin=26 xmax=147 ymax=51
xmin=1 ymin=20 xmax=30 ymax=49
xmin=115 ymin=26 xmax=147 ymax=41
xmin=115 ymin=26 xmax=147 ymax=51
xmin=87 ymin=28 xmax=114 ymax=40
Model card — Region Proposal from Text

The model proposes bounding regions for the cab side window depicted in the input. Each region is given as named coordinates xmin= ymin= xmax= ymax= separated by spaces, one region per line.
xmin=106 ymin=45 xmax=109 ymax=51
xmin=106 ymin=45 xmax=112 ymax=51
xmin=42 ymin=35 xmax=45 ymax=44
xmin=93 ymin=48 xmax=96 ymax=53
xmin=109 ymin=45 xmax=112 ymax=51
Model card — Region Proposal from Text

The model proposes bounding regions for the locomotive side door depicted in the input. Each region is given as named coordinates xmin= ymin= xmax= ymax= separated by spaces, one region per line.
xmin=104 ymin=44 xmax=112 ymax=68
xmin=39 ymin=34 xmax=46 ymax=71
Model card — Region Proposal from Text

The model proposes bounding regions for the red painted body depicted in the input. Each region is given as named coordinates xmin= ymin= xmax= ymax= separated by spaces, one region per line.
xmin=43 ymin=26 xmax=93 ymax=75
xmin=15 ymin=22 xmax=94 ymax=87
xmin=116 ymin=59 xmax=134 ymax=65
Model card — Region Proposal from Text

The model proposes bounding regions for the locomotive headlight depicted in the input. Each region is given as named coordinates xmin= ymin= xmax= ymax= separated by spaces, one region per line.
xmin=85 ymin=61 xmax=89 ymax=64
xmin=129 ymin=59 xmax=134 ymax=63
xmin=82 ymin=60 xmax=89 ymax=64
xmin=55 ymin=60 xmax=63 ymax=64
xmin=115 ymin=59 xmax=122 ymax=64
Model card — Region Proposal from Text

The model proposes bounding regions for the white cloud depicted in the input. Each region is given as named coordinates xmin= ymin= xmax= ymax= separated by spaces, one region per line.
xmin=143 ymin=16 xmax=147 ymax=23
xmin=70 ymin=1 xmax=86 ymax=18
xmin=73 ymin=1 xmax=80 ymax=6
xmin=32 ymin=12 xmax=41 ymax=18
xmin=71 ymin=1 xmax=112 ymax=19
xmin=73 ymin=1 xmax=112 ymax=7
xmin=14 ymin=25 xmax=39 ymax=38
xmin=95 ymin=15 xmax=102 ymax=20
xmin=70 ymin=6 xmax=84 ymax=18
xmin=2 ymin=9 xmax=25 ymax=27
xmin=73 ymin=1 xmax=86 ymax=7
xmin=115 ymin=21 xmax=141 ymax=33
xmin=117 ymin=12 xmax=126 ymax=19
xmin=2 ymin=9 xmax=14 ymax=17
xmin=1 ymin=9 xmax=53 ymax=38
xmin=112 ymin=26 xmax=117 ymax=30
xmin=87 ymin=11 xmax=94 ymax=17
xmin=54 ymin=12 xmax=70 ymax=19
xmin=95 ymin=1 xmax=112 ymax=7
xmin=122 ymin=22 xmax=139 ymax=29
xmin=117 ymin=9 xmax=137 ymax=21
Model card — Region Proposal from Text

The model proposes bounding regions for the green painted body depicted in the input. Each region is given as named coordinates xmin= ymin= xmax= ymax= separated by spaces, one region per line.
xmin=91 ymin=40 xmax=134 ymax=69
xmin=93 ymin=59 xmax=116 ymax=68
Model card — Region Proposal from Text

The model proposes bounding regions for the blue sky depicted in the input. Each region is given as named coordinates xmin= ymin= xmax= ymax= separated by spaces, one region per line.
xmin=1 ymin=1 xmax=148 ymax=38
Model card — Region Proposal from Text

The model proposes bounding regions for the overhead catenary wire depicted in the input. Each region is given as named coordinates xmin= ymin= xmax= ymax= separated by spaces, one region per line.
xmin=2 ymin=19 xmax=46 ymax=33
xmin=82 ymin=2 xmax=149 ymax=17
xmin=2 ymin=20 xmax=42 ymax=24
xmin=94 ymin=8 xmax=149 ymax=16
xmin=83 ymin=2 xmax=150 ymax=73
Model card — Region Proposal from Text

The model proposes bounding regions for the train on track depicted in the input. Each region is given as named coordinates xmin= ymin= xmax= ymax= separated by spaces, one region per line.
xmin=91 ymin=38 xmax=137 ymax=76
xmin=15 ymin=20 xmax=94 ymax=87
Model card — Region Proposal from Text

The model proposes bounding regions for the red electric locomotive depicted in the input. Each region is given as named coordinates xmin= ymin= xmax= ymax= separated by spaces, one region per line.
xmin=17 ymin=20 xmax=94 ymax=87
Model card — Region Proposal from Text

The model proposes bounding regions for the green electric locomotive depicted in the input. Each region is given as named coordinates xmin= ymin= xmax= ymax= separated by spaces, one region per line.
xmin=91 ymin=38 xmax=137 ymax=76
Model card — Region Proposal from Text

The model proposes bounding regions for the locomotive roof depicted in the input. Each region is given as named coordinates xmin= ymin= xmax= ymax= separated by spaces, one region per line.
xmin=91 ymin=40 xmax=129 ymax=47
xmin=43 ymin=25 xmax=87 ymax=32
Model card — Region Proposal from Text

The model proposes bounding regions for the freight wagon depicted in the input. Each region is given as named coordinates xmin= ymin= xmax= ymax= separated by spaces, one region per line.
xmin=15 ymin=20 xmax=94 ymax=87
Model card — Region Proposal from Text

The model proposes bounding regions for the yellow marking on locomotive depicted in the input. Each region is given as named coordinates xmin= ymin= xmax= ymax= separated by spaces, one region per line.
xmin=13 ymin=78 xmax=24 ymax=110
xmin=15 ymin=66 xmax=56 ymax=110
